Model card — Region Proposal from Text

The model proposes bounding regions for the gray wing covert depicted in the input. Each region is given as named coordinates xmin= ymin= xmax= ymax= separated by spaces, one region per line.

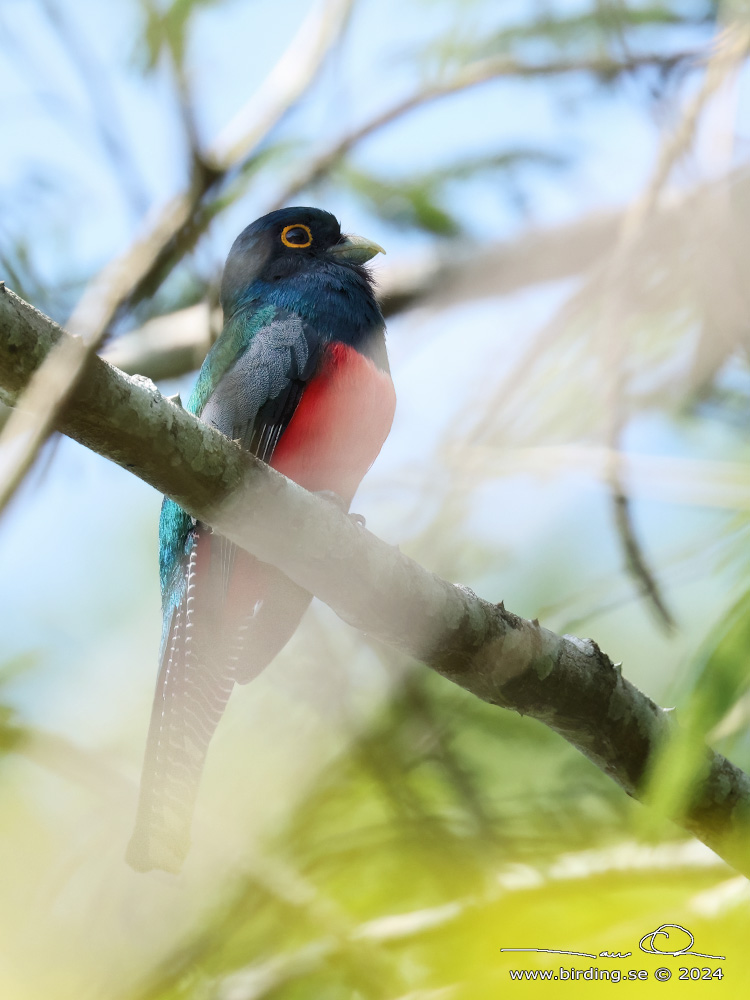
xmin=127 ymin=312 xmax=321 ymax=873
xmin=200 ymin=313 xmax=320 ymax=461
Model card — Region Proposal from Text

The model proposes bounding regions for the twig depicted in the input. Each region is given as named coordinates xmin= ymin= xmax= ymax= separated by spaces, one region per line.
xmin=0 ymin=194 xmax=196 ymax=515
xmin=610 ymin=487 xmax=676 ymax=627
xmin=138 ymin=46 xmax=699 ymax=323
xmin=269 ymin=48 xmax=701 ymax=209
xmin=205 ymin=0 xmax=354 ymax=171
xmin=104 ymin=155 xmax=750 ymax=387
xmin=597 ymin=21 xmax=750 ymax=630
xmin=3 ymin=284 xmax=750 ymax=876
xmin=33 ymin=44 xmax=703 ymax=418
xmin=38 ymin=0 xmax=150 ymax=215
xmin=147 ymin=47 xmax=691 ymax=321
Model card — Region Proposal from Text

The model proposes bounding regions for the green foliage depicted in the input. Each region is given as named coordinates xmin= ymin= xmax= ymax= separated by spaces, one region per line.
xmin=336 ymin=149 xmax=566 ymax=235
xmin=685 ymin=588 xmax=750 ymax=738
xmin=123 ymin=669 xmax=743 ymax=999
xmin=478 ymin=2 xmax=715 ymax=55
xmin=424 ymin=0 xmax=716 ymax=69
xmin=0 ymin=704 xmax=25 ymax=755
xmin=138 ymin=0 xmax=232 ymax=70
xmin=0 ymin=654 xmax=37 ymax=755
xmin=643 ymin=584 xmax=750 ymax=825
xmin=338 ymin=166 xmax=463 ymax=236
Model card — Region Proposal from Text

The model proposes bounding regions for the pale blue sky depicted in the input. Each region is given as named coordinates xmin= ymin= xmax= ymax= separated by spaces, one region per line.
xmin=0 ymin=0 xmax=733 ymax=743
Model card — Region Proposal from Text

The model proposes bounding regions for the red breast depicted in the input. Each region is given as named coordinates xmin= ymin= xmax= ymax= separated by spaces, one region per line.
xmin=271 ymin=341 xmax=396 ymax=505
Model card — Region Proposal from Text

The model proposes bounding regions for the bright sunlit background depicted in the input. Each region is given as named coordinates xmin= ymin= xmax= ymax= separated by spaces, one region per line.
xmin=2 ymin=0 xmax=750 ymax=997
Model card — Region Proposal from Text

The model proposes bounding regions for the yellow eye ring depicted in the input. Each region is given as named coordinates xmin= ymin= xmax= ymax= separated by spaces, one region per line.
xmin=281 ymin=224 xmax=313 ymax=248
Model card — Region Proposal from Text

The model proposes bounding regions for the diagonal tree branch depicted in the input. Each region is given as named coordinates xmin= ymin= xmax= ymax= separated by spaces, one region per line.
xmin=2 ymin=282 xmax=750 ymax=876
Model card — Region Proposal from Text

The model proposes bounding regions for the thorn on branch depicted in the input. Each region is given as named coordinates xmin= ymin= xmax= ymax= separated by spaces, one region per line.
xmin=586 ymin=637 xmax=620 ymax=671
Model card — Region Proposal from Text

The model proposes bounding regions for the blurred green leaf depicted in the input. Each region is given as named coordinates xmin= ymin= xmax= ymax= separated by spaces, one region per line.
xmin=686 ymin=586 xmax=750 ymax=736
xmin=424 ymin=0 xmax=716 ymax=72
xmin=0 ymin=703 xmax=26 ymax=755
xmin=339 ymin=166 xmax=462 ymax=236
xmin=138 ymin=0 xmax=231 ymax=70
xmin=336 ymin=148 xmax=565 ymax=236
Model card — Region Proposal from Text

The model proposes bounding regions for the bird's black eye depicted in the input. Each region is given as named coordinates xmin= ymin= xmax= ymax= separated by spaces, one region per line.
xmin=281 ymin=224 xmax=313 ymax=248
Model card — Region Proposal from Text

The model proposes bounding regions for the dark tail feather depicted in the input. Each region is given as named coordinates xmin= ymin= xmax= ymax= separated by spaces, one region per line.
xmin=228 ymin=555 xmax=313 ymax=685
xmin=127 ymin=535 xmax=235 ymax=874
xmin=127 ymin=534 xmax=314 ymax=872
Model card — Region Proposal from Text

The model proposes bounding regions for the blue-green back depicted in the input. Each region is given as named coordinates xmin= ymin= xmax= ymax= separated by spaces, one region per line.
xmin=157 ymin=303 xmax=278 ymax=639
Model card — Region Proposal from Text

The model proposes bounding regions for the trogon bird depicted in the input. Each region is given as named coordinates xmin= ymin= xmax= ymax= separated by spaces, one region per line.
xmin=127 ymin=207 xmax=395 ymax=873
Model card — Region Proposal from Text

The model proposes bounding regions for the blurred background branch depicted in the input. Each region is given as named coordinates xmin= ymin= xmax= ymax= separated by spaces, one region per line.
xmin=0 ymin=0 xmax=354 ymax=517
xmin=3 ymin=1 xmax=750 ymax=998
xmin=595 ymin=21 xmax=750 ymax=631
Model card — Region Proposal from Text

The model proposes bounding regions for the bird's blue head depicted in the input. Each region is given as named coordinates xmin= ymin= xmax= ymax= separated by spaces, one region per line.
xmin=220 ymin=207 xmax=386 ymax=340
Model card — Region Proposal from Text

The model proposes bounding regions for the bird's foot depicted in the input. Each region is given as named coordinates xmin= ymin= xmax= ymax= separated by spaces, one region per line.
xmin=314 ymin=490 xmax=366 ymax=529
